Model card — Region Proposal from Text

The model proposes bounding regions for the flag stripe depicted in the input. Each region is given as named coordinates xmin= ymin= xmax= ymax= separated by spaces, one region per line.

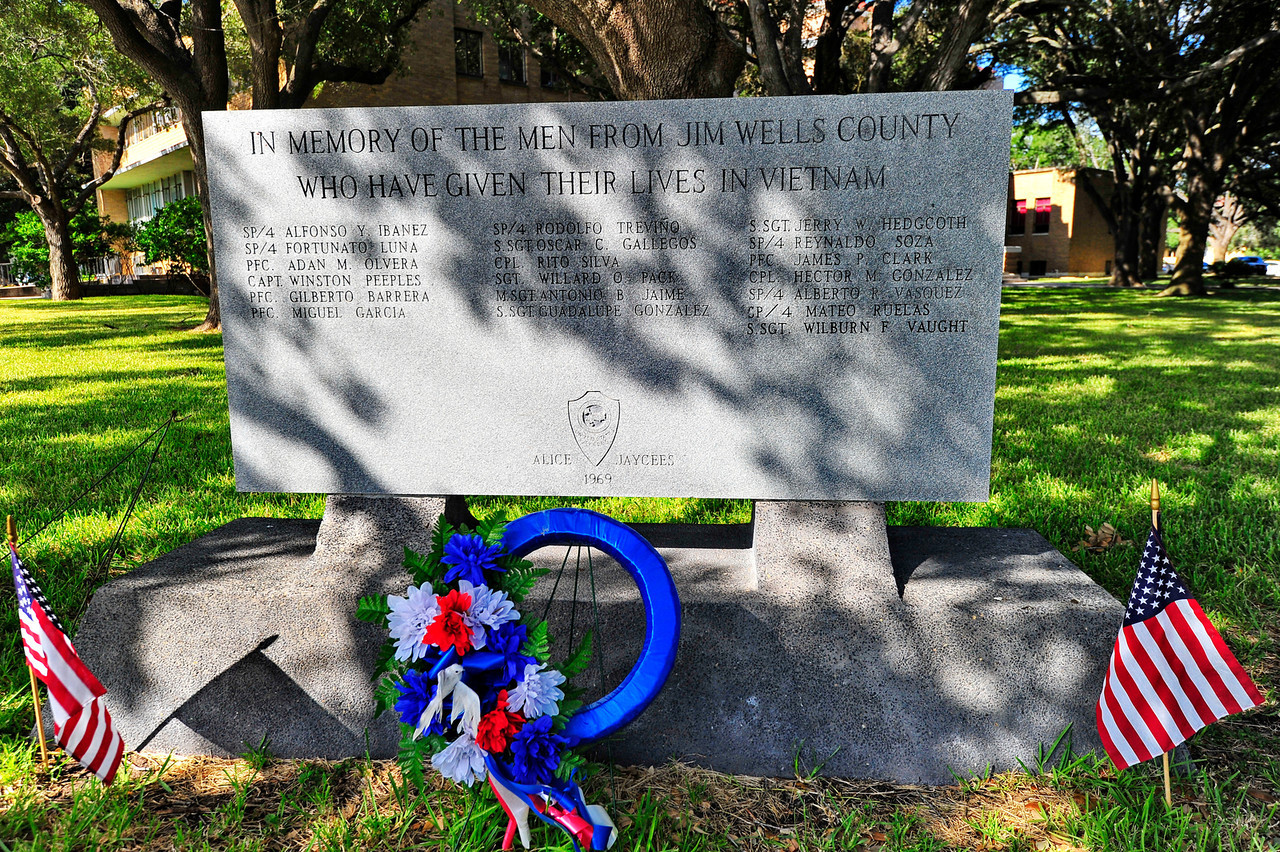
xmin=1096 ymin=683 xmax=1140 ymax=768
xmin=1138 ymin=615 xmax=1213 ymax=729
xmin=1101 ymin=653 xmax=1160 ymax=765
xmin=1118 ymin=627 xmax=1196 ymax=742
xmin=86 ymin=707 xmax=117 ymax=777
xmin=1110 ymin=641 xmax=1177 ymax=754
xmin=1165 ymin=602 xmax=1244 ymax=716
xmin=1183 ymin=600 xmax=1264 ymax=708
xmin=60 ymin=699 xmax=98 ymax=757
xmin=33 ymin=610 xmax=96 ymax=725
xmin=97 ymin=728 xmax=124 ymax=784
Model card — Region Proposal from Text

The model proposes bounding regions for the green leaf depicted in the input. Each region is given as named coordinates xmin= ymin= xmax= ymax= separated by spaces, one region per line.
xmin=520 ymin=620 xmax=552 ymax=663
xmin=500 ymin=561 xmax=548 ymax=602
xmin=559 ymin=631 xmax=594 ymax=679
xmin=355 ymin=594 xmax=391 ymax=625
xmin=371 ymin=640 xmax=405 ymax=679
xmin=554 ymin=750 xmax=587 ymax=781
xmin=476 ymin=514 xmax=508 ymax=547
xmin=373 ymin=674 xmax=401 ymax=717
xmin=396 ymin=725 xmax=427 ymax=790
xmin=428 ymin=516 xmax=455 ymax=564
xmin=403 ymin=546 xmax=439 ymax=588
xmin=396 ymin=726 xmax=447 ymax=791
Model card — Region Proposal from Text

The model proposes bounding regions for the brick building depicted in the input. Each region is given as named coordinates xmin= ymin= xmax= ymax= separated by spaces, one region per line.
xmin=1004 ymin=167 xmax=1115 ymax=278
xmin=92 ymin=0 xmax=584 ymax=254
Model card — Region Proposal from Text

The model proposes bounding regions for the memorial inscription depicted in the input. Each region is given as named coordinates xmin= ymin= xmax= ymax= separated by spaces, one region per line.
xmin=206 ymin=91 xmax=1012 ymax=500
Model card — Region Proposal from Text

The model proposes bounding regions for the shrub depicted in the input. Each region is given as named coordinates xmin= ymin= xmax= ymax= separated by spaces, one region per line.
xmin=134 ymin=196 xmax=208 ymax=275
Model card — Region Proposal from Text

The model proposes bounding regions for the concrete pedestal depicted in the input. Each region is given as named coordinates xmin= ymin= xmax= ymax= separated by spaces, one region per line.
xmin=68 ymin=498 xmax=1123 ymax=782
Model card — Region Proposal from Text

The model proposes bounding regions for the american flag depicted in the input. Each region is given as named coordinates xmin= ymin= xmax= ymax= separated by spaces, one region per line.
xmin=1096 ymin=525 xmax=1263 ymax=770
xmin=10 ymin=545 xmax=125 ymax=783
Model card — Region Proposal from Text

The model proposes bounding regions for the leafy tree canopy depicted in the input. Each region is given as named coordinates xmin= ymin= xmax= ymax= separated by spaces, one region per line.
xmin=0 ymin=205 xmax=126 ymax=285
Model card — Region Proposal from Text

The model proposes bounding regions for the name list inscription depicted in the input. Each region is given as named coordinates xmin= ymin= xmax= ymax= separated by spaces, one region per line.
xmin=207 ymin=91 xmax=1012 ymax=500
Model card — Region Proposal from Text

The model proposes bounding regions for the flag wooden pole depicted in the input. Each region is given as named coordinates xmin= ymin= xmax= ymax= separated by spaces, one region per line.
xmin=1150 ymin=482 xmax=1172 ymax=807
xmin=7 ymin=516 xmax=48 ymax=768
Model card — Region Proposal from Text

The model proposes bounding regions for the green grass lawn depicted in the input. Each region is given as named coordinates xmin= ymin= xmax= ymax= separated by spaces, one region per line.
xmin=1 ymin=290 xmax=1278 ymax=849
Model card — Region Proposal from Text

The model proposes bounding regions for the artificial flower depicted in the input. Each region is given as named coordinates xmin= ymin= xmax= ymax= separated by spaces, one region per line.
xmin=425 ymin=588 xmax=476 ymax=654
xmin=487 ymin=621 xmax=537 ymax=684
xmin=441 ymin=534 xmax=505 ymax=587
xmin=431 ymin=731 xmax=488 ymax=786
xmin=509 ymin=713 xmax=569 ymax=784
xmin=394 ymin=669 xmax=445 ymax=735
xmin=386 ymin=584 xmax=441 ymax=662
xmin=458 ymin=580 xmax=519 ymax=632
xmin=475 ymin=702 xmax=525 ymax=753
xmin=507 ymin=662 xmax=566 ymax=719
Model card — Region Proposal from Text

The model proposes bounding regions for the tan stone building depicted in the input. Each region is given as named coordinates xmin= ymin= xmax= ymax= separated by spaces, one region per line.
xmin=93 ymin=1 xmax=584 ymax=251
xmin=1004 ymin=168 xmax=1115 ymax=278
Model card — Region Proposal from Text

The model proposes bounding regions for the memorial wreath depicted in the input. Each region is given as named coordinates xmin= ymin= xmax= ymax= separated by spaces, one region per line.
xmin=356 ymin=514 xmax=617 ymax=850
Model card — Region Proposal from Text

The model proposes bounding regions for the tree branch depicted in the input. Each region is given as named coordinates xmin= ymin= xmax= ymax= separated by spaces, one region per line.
xmin=72 ymin=102 xmax=161 ymax=210
xmin=1164 ymin=30 xmax=1280 ymax=95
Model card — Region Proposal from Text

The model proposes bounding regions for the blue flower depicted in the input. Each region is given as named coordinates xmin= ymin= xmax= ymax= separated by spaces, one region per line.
xmin=395 ymin=669 xmax=446 ymax=735
xmin=442 ymin=535 xmax=506 ymax=587
xmin=507 ymin=662 xmax=566 ymax=719
xmin=509 ymin=714 xmax=569 ymax=784
xmin=489 ymin=622 xmax=536 ymax=684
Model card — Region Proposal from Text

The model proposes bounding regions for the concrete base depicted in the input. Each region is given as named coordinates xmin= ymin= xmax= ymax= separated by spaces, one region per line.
xmin=69 ymin=500 xmax=1124 ymax=782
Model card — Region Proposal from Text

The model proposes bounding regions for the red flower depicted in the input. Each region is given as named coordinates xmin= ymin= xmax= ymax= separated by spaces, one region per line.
xmin=423 ymin=589 xmax=474 ymax=655
xmin=475 ymin=701 xmax=525 ymax=753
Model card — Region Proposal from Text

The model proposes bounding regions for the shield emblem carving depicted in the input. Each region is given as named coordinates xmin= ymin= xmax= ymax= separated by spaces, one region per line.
xmin=567 ymin=391 xmax=620 ymax=466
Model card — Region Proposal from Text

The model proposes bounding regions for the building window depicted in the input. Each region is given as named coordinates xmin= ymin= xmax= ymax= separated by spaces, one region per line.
xmin=1033 ymin=197 xmax=1051 ymax=233
xmin=1029 ymin=260 xmax=1047 ymax=277
xmin=124 ymin=171 xmax=195 ymax=223
xmin=1009 ymin=199 xmax=1027 ymax=234
xmin=498 ymin=43 xmax=526 ymax=84
xmin=540 ymin=64 xmax=564 ymax=89
xmin=123 ymin=106 xmax=182 ymax=146
xmin=455 ymin=29 xmax=483 ymax=77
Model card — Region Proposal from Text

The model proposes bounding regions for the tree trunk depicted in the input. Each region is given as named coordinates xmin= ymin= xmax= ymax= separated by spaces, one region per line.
xmin=1161 ymin=172 xmax=1215 ymax=296
xmin=920 ymin=0 xmax=998 ymax=91
xmin=180 ymin=105 xmax=222 ymax=331
xmin=524 ymin=0 xmax=744 ymax=99
xmin=867 ymin=0 xmax=895 ymax=93
xmin=747 ymin=0 xmax=793 ymax=96
xmin=811 ymin=0 xmax=850 ymax=95
xmin=1137 ymin=189 xmax=1168 ymax=280
xmin=38 ymin=203 xmax=81 ymax=301
xmin=1206 ymin=193 xmax=1246 ymax=263
xmin=1106 ymin=183 xmax=1143 ymax=287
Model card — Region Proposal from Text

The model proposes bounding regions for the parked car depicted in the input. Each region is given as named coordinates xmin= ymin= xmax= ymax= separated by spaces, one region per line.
xmin=1232 ymin=255 xmax=1267 ymax=275
xmin=1266 ymin=260 xmax=1280 ymax=277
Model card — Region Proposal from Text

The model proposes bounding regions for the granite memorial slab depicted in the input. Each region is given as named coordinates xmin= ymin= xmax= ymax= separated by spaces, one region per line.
xmin=60 ymin=91 xmax=1131 ymax=779
xmin=204 ymin=91 xmax=1013 ymax=501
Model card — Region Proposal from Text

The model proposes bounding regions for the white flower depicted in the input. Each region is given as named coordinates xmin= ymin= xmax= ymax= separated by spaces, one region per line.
xmin=431 ymin=732 xmax=488 ymax=786
xmin=506 ymin=662 xmax=566 ymax=719
xmin=459 ymin=580 xmax=520 ymax=633
xmin=386 ymin=585 xmax=440 ymax=662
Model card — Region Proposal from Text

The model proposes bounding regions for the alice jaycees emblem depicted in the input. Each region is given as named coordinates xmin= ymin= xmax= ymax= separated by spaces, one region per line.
xmin=568 ymin=391 xmax=619 ymax=465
